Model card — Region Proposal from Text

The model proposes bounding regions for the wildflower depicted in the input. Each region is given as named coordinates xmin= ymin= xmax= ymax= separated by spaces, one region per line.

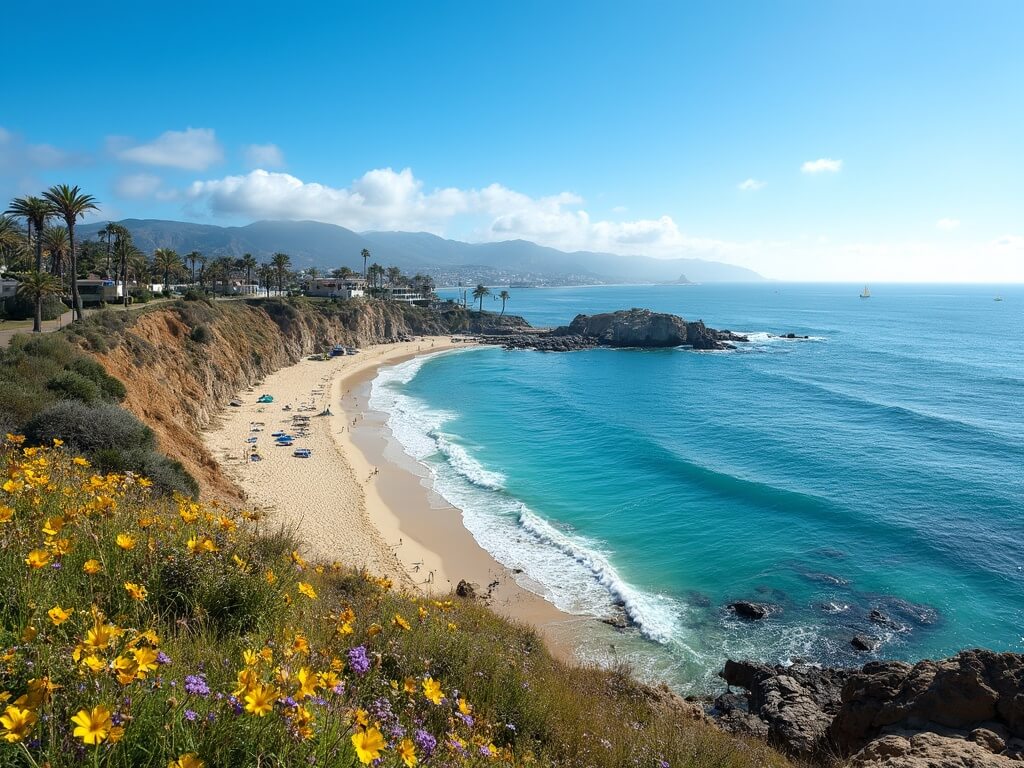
xmin=242 ymin=649 xmax=259 ymax=667
xmin=418 ymin=606 xmax=429 ymax=621
xmin=184 ymin=709 xmax=198 ymax=722
xmin=116 ymin=533 xmax=136 ymax=550
xmin=448 ymin=622 xmax=458 ymax=632
xmin=133 ymin=647 xmax=159 ymax=676
xmin=295 ymin=667 xmax=318 ymax=699
xmin=244 ymin=683 xmax=277 ymax=716
xmin=25 ymin=549 xmax=50 ymax=569
xmin=337 ymin=621 xmax=354 ymax=635
xmin=186 ymin=536 xmax=218 ymax=554
xmin=184 ymin=674 xmax=210 ymax=696
xmin=169 ymin=754 xmax=205 ymax=768
xmin=422 ymin=677 xmax=443 ymax=705
xmin=157 ymin=651 xmax=172 ymax=665
xmin=367 ymin=622 xmax=382 ymax=637
xmin=348 ymin=645 xmax=370 ymax=676
xmin=397 ymin=737 xmax=418 ymax=766
xmin=41 ymin=516 xmax=64 ymax=536
xmin=73 ymin=457 xmax=90 ymax=467
xmin=124 ymin=582 xmax=147 ymax=601
xmin=413 ymin=729 xmax=437 ymax=757
xmin=458 ymin=697 xmax=472 ymax=716
xmin=351 ymin=726 xmax=386 ymax=764
xmin=0 ymin=705 xmax=37 ymax=743
xmin=83 ymin=559 xmax=102 ymax=574
xmin=0 ymin=505 xmax=13 ymax=523
xmin=265 ymin=569 xmax=276 ymax=584
xmin=82 ymin=655 xmax=106 ymax=675
xmin=71 ymin=705 xmax=113 ymax=745
xmin=353 ymin=708 xmax=370 ymax=727
xmin=403 ymin=677 xmax=417 ymax=695
xmin=297 ymin=582 xmax=317 ymax=600
xmin=392 ymin=613 xmax=411 ymax=631
xmin=48 ymin=605 xmax=74 ymax=626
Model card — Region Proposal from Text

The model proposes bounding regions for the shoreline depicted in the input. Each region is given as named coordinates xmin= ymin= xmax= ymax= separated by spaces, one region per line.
xmin=202 ymin=336 xmax=584 ymax=660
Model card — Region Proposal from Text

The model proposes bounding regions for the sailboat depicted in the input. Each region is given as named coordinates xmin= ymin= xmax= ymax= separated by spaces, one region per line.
xmin=859 ymin=285 xmax=871 ymax=299
xmin=994 ymin=295 xmax=1004 ymax=302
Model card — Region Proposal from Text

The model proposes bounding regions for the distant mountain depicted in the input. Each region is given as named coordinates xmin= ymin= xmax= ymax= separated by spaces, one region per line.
xmin=78 ymin=219 xmax=764 ymax=283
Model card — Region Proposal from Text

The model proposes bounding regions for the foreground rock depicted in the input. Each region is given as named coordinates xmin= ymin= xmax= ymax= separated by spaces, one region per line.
xmin=502 ymin=308 xmax=749 ymax=351
xmin=713 ymin=650 xmax=1024 ymax=765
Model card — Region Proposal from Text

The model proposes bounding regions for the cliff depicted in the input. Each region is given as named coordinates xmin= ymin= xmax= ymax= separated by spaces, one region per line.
xmin=716 ymin=650 xmax=1024 ymax=765
xmin=92 ymin=298 xmax=526 ymax=500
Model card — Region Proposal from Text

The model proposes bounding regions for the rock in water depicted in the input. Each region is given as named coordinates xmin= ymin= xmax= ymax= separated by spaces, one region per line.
xmin=505 ymin=308 xmax=749 ymax=351
xmin=728 ymin=601 xmax=771 ymax=620
xmin=851 ymin=635 xmax=877 ymax=652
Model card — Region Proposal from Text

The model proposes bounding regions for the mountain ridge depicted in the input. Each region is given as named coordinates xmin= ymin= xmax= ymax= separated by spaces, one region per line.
xmin=78 ymin=218 xmax=765 ymax=283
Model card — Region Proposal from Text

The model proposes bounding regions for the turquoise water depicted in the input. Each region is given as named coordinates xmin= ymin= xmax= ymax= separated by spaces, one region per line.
xmin=372 ymin=284 xmax=1024 ymax=691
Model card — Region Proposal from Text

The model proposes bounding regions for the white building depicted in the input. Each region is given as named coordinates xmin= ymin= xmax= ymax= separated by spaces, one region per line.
xmin=0 ymin=279 xmax=19 ymax=302
xmin=78 ymin=279 xmax=124 ymax=305
xmin=304 ymin=277 xmax=366 ymax=299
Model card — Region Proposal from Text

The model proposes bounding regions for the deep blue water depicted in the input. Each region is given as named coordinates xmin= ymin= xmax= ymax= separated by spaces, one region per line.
xmin=372 ymin=284 xmax=1024 ymax=691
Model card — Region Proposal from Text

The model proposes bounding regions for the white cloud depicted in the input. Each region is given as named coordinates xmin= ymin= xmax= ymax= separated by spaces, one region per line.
xmin=0 ymin=126 xmax=85 ymax=172
xmin=114 ymin=127 xmax=223 ymax=171
xmin=114 ymin=173 xmax=164 ymax=199
xmin=801 ymin=158 xmax=843 ymax=174
xmin=737 ymin=178 xmax=766 ymax=191
xmin=936 ymin=217 xmax=961 ymax=231
xmin=184 ymin=167 xmax=724 ymax=258
xmin=243 ymin=143 xmax=285 ymax=169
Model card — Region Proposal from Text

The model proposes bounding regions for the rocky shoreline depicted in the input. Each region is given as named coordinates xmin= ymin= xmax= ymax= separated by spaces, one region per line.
xmin=711 ymin=649 xmax=1024 ymax=766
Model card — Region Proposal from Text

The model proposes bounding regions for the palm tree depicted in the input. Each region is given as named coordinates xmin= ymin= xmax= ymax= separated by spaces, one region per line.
xmin=152 ymin=248 xmax=181 ymax=290
xmin=6 ymin=196 xmax=54 ymax=272
xmin=241 ymin=253 xmax=257 ymax=289
xmin=43 ymin=226 xmax=69 ymax=277
xmin=472 ymin=284 xmax=491 ymax=313
xmin=271 ymin=252 xmax=291 ymax=294
xmin=0 ymin=216 xmax=26 ymax=272
xmin=16 ymin=270 xmax=60 ymax=332
xmin=96 ymin=223 xmax=117 ymax=275
xmin=185 ymin=251 xmax=201 ymax=285
xmin=113 ymin=230 xmax=136 ymax=308
xmin=498 ymin=290 xmax=510 ymax=316
xmin=386 ymin=266 xmax=402 ymax=289
xmin=196 ymin=254 xmax=208 ymax=289
xmin=42 ymin=185 xmax=98 ymax=322
xmin=257 ymin=264 xmax=275 ymax=296
xmin=361 ymin=248 xmax=371 ymax=279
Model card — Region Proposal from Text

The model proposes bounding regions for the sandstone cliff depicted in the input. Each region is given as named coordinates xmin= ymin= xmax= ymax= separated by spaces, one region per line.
xmin=94 ymin=298 xmax=522 ymax=500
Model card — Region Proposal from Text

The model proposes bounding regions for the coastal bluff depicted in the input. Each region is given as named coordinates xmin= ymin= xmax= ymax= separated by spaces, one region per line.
xmin=714 ymin=649 xmax=1024 ymax=765
xmin=501 ymin=307 xmax=749 ymax=351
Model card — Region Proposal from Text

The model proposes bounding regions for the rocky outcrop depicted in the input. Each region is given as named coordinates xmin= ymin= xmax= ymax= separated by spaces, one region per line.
xmin=728 ymin=601 xmax=772 ymax=620
xmin=504 ymin=308 xmax=748 ymax=351
xmin=714 ymin=650 xmax=1024 ymax=765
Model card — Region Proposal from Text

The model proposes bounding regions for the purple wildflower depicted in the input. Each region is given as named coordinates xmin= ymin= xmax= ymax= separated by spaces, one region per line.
xmin=184 ymin=674 xmax=210 ymax=697
xmin=184 ymin=709 xmax=198 ymax=722
xmin=347 ymin=645 xmax=370 ymax=675
xmin=413 ymin=729 xmax=437 ymax=757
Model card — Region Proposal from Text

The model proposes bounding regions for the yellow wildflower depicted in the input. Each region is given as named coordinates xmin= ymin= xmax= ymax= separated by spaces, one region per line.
xmin=244 ymin=683 xmax=277 ymax=717
xmin=0 ymin=705 xmax=37 ymax=743
xmin=83 ymin=559 xmax=102 ymax=574
xmin=397 ymin=737 xmax=418 ymax=767
xmin=353 ymin=708 xmax=369 ymax=727
xmin=295 ymin=667 xmax=317 ymax=699
xmin=41 ymin=516 xmax=64 ymax=536
xmin=458 ymin=697 xmax=473 ymax=715
xmin=392 ymin=614 xmax=411 ymax=631
xmin=422 ymin=677 xmax=443 ymax=705
xmin=351 ymin=726 xmax=386 ymax=765
xmin=297 ymin=581 xmax=317 ymax=600
xmin=367 ymin=622 xmax=382 ymax=637
xmin=115 ymin=533 xmax=136 ymax=551
xmin=132 ymin=647 xmax=159 ymax=676
xmin=242 ymin=649 xmax=259 ymax=667
xmin=124 ymin=582 xmax=147 ymax=601
xmin=169 ymin=754 xmax=204 ymax=768
xmin=71 ymin=705 xmax=113 ymax=745
xmin=25 ymin=549 xmax=50 ymax=569
xmin=0 ymin=505 xmax=13 ymax=523
xmin=403 ymin=677 xmax=417 ymax=695
xmin=48 ymin=605 xmax=74 ymax=626
xmin=73 ymin=457 xmax=90 ymax=467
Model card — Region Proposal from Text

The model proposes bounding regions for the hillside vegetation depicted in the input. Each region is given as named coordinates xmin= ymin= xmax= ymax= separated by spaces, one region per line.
xmin=0 ymin=440 xmax=789 ymax=767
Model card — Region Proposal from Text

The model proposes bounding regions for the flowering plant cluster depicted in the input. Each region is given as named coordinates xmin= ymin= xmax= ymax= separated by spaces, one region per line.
xmin=0 ymin=437 xmax=523 ymax=767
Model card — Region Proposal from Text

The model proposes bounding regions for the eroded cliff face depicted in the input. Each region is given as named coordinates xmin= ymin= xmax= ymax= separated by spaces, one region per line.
xmin=95 ymin=299 xmax=485 ymax=500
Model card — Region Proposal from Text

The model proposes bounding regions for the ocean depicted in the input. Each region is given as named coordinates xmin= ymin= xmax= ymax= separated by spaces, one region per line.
xmin=369 ymin=283 xmax=1024 ymax=692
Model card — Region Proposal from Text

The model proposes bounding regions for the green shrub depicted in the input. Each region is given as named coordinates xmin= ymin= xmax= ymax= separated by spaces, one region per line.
xmin=130 ymin=287 xmax=153 ymax=304
xmin=190 ymin=323 xmax=213 ymax=344
xmin=68 ymin=357 xmax=127 ymax=401
xmin=24 ymin=400 xmax=156 ymax=456
xmin=45 ymin=370 xmax=101 ymax=404
xmin=0 ymin=293 xmax=66 ymax=321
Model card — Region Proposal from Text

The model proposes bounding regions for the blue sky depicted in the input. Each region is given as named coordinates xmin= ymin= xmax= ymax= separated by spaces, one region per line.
xmin=2 ymin=1 xmax=1022 ymax=280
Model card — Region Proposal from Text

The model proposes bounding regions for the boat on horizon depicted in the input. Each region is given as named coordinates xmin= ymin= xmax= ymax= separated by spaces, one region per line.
xmin=994 ymin=296 xmax=1004 ymax=302
xmin=860 ymin=285 xmax=871 ymax=299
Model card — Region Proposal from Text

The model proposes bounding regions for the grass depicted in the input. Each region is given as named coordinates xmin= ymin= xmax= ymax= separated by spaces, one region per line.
xmin=0 ymin=439 xmax=790 ymax=768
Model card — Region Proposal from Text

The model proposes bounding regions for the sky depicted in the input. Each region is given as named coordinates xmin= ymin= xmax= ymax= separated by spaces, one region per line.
xmin=2 ymin=1 xmax=1022 ymax=281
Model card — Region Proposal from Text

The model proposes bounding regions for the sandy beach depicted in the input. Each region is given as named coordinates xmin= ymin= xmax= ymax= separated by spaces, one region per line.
xmin=203 ymin=336 xmax=582 ymax=657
